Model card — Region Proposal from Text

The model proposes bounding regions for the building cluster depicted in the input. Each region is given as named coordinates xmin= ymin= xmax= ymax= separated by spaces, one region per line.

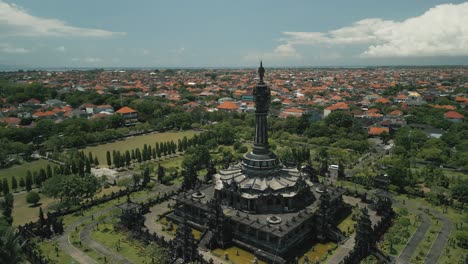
xmin=1 ymin=67 xmax=467 ymax=136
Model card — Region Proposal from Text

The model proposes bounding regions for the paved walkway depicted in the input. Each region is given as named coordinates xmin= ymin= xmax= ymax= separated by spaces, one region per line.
xmin=397 ymin=211 xmax=431 ymax=263
xmin=57 ymin=218 xmax=99 ymax=264
xmin=425 ymin=211 xmax=452 ymax=264
xmin=394 ymin=199 xmax=453 ymax=264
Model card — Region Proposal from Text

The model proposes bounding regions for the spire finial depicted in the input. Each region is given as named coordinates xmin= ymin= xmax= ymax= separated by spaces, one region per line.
xmin=258 ymin=60 xmax=265 ymax=82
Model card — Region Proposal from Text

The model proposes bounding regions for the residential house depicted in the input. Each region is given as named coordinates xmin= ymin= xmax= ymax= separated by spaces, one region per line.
xmin=323 ymin=102 xmax=349 ymax=117
xmin=444 ymin=111 xmax=464 ymax=123
xmin=116 ymin=106 xmax=138 ymax=125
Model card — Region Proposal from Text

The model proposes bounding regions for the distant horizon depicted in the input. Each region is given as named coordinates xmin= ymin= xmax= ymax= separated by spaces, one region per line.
xmin=2 ymin=63 xmax=468 ymax=72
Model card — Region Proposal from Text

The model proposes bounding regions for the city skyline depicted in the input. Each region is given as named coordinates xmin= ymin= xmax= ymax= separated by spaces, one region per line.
xmin=0 ymin=0 xmax=467 ymax=68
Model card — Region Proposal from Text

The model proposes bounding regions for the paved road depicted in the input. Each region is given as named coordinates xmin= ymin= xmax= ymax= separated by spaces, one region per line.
xmin=80 ymin=217 xmax=132 ymax=264
xmin=397 ymin=211 xmax=431 ymax=263
xmin=425 ymin=211 xmax=452 ymax=264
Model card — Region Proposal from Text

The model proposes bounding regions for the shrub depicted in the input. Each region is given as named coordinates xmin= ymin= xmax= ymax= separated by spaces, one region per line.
xmin=26 ymin=191 xmax=40 ymax=206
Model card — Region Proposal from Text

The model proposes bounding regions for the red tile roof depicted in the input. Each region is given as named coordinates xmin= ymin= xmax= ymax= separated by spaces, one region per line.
xmin=369 ymin=127 xmax=389 ymax=135
xmin=217 ymin=101 xmax=238 ymax=110
xmin=116 ymin=106 xmax=137 ymax=114
xmin=444 ymin=111 xmax=464 ymax=119
xmin=325 ymin=102 xmax=349 ymax=111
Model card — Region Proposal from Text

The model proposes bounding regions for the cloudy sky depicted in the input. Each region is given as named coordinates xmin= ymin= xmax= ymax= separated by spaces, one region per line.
xmin=0 ymin=0 xmax=467 ymax=68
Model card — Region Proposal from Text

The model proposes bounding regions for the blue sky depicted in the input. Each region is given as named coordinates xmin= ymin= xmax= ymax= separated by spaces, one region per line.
xmin=0 ymin=0 xmax=467 ymax=68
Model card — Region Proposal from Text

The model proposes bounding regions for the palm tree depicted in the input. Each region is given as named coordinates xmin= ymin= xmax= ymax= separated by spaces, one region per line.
xmin=0 ymin=227 xmax=24 ymax=264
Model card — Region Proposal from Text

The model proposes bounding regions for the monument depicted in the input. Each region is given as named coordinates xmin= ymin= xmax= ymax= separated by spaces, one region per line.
xmin=169 ymin=62 xmax=347 ymax=263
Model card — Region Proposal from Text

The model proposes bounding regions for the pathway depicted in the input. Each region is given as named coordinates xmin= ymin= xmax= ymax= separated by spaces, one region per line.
xmin=394 ymin=199 xmax=452 ymax=264
xmin=397 ymin=211 xmax=431 ymax=263
xmin=425 ymin=211 xmax=452 ymax=264
xmin=57 ymin=184 xmax=178 ymax=264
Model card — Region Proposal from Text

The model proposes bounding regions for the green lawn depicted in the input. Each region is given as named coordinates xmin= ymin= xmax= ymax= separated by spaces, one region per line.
xmin=298 ymin=242 xmax=337 ymax=264
xmin=393 ymin=195 xmax=467 ymax=264
xmin=432 ymin=206 xmax=467 ymax=264
xmin=0 ymin=159 xmax=53 ymax=189
xmin=37 ymin=239 xmax=77 ymax=264
xmin=13 ymin=191 xmax=58 ymax=226
xmin=379 ymin=208 xmax=419 ymax=256
xmin=84 ymin=130 xmax=199 ymax=167
xmin=91 ymin=223 xmax=153 ymax=263
xmin=410 ymin=214 xmax=443 ymax=264
xmin=338 ymin=213 xmax=356 ymax=236
xmin=212 ymin=246 xmax=267 ymax=264
xmin=12 ymin=185 xmax=124 ymax=226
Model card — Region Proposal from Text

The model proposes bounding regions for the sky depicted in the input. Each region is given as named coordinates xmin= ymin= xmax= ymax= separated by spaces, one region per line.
xmin=0 ymin=0 xmax=467 ymax=68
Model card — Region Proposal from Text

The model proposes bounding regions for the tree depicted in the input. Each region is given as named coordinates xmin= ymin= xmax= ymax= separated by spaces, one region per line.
xmin=2 ymin=179 xmax=9 ymax=195
xmin=25 ymin=173 xmax=33 ymax=192
xmin=0 ymin=228 xmax=24 ymax=264
xmin=46 ymin=164 xmax=53 ymax=179
xmin=106 ymin=150 xmax=112 ymax=167
xmin=325 ymin=111 xmax=353 ymax=128
xmin=88 ymin=152 xmax=94 ymax=165
xmin=11 ymin=177 xmax=17 ymax=192
xmin=18 ymin=177 xmax=25 ymax=190
xmin=42 ymin=174 xmax=102 ymax=206
xmin=451 ymin=179 xmax=468 ymax=204
xmin=26 ymin=191 xmax=41 ymax=206
xmin=125 ymin=150 xmax=131 ymax=167
xmin=157 ymin=164 xmax=165 ymax=182
xmin=136 ymin=148 xmax=142 ymax=163
xmin=182 ymin=146 xmax=211 ymax=170
xmin=142 ymin=167 xmax=150 ymax=188
xmin=132 ymin=174 xmax=141 ymax=189
xmin=1 ymin=193 xmax=13 ymax=225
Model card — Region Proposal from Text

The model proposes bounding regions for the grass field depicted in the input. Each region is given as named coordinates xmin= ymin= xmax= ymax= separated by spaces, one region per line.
xmin=379 ymin=208 xmax=419 ymax=256
xmin=12 ymin=192 xmax=57 ymax=226
xmin=38 ymin=239 xmax=78 ymax=264
xmin=91 ymin=223 xmax=153 ymax=263
xmin=212 ymin=246 xmax=267 ymax=264
xmin=298 ymin=242 xmax=337 ymax=264
xmin=0 ymin=159 xmax=53 ymax=189
xmin=338 ymin=213 xmax=356 ymax=235
xmin=84 ymin=130 xmax=199 ymax=167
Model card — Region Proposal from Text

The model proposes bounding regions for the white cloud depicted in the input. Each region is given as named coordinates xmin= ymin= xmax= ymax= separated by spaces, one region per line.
xmin=0 ymin=43 xmax=29 ymax=53
xmin=71 ymin=57 xmax=103 ymax=63
xmin=278 ymin=2 xmax=468 ymax=58
xmin=244 ymin=43 xmax=301 ymax=62
xmin=56 ymin=46 xmax=66 ymax=52
xmin=0 ymin=1 xmax=126 ymax=37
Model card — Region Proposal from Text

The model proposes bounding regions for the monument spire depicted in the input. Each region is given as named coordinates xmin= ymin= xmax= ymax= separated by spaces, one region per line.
xmin=252 ymin=61 xmax=270 ymax=155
